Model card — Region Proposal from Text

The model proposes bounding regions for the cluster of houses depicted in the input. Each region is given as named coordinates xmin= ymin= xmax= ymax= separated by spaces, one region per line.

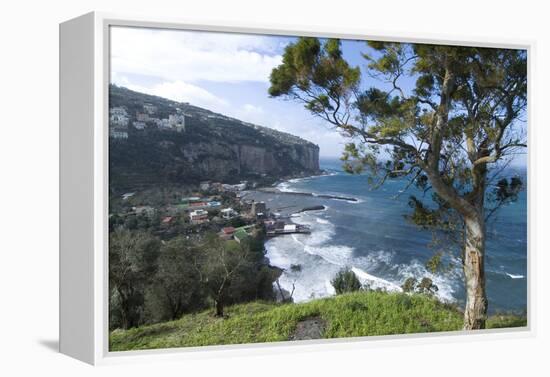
xmin=181 ymin=197 xmax=239 ymax=225
xmin=117 ymin=181 xmax=310 ymax=243
xmin=180 ymin=196 xmax=227 ymax=225
xmin=109 ymin=103 xmax=189 ymax=139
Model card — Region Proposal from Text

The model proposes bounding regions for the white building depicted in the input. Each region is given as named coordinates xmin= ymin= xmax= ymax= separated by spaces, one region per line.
xmin=143 ymin=103 xmax=157 ymax=114
xmin=109 ymin=107 xmax=129 ymax=127
xmin=190 ymin=209 xmax=209 ymax=224
xmin=156 ymin=118 xmax=171 ymax=129
xmin=221 ymin=208 xmax=239 ymax=220
xmin=168 ymin=113 xmax=186 ymax=132
xmin=284 ymin=224 xmax=296 ymax=232
xmin=109 ymin=128 xmax=128 ymax=139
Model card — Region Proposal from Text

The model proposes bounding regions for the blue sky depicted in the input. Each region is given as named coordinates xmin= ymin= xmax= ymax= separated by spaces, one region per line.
xmin=110 ymin=26 xmax=526 ymax=165
xmin=110 ymin=26 xmax=381 ymax=157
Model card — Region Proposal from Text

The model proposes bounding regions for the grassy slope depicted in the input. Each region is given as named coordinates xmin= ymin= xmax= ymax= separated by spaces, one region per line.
xmin=110 ymin=291 xmax=527 ymax=351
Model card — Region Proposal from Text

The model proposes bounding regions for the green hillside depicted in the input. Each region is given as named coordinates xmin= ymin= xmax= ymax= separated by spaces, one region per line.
xmin=110 ymin=291 xmax=526 ymax=351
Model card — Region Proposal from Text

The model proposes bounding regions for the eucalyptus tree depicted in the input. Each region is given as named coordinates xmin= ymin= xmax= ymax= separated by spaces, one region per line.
xmin=269 ymin=38 xmax=527 ymax=329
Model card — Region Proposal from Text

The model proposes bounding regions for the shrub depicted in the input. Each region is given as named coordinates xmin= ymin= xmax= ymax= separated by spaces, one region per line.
xmin=331 ymin=268 xmax=362 ymax=295
xmin=290 ymin=264 xmax=302 ymax=272
xmin=401 ymin=277 xmax=417 ymax=293
xmin=401 ymin=277 xmax=438 ymax=295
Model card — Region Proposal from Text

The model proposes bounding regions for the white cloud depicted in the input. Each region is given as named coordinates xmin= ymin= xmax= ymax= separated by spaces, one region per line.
xmin=111 ymin=26 xmax=283 ymax=83
xmin=109 ymin=27 xmax=346 ymax=157
xmin=113 ymin=75 xmax=229 ymax=111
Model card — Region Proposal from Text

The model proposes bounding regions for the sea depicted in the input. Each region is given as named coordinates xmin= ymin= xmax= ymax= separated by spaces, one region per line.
xmin=244 ymin=158 xmax=528 ymax=314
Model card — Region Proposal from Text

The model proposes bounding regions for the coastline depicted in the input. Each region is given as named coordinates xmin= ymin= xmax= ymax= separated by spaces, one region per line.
xmin=250 ymin=166 xmax=526 ymax=313
xmin=257 ymin=186 xmax=359 ymax=202
xmin=251 ymin=171 xmax=460 ymax=305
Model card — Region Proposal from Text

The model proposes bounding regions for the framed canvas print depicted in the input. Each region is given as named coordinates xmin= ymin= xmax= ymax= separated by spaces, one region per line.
xmin=60 ymin=12 xmax=533 ymax=365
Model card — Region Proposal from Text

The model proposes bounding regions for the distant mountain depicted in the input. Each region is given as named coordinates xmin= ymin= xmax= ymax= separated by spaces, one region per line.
xmin=109 ymin=85 xmax=320 ymax=191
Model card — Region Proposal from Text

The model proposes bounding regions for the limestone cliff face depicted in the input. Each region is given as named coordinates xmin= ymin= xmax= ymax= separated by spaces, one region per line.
xmin=109 ymin=85 xmax=321 ymax=189
xmin=179 ymin=141 xmax=320 ymax=180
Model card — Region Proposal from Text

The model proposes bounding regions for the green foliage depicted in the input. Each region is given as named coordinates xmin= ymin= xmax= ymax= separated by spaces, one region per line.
xmin=495 ymin=177 xmax=523 ymax=202
xmin=109 ymin=290 xmax=526 ymax=351
xmin=269 ymin=38 xmax=527 ymax=236
xmin=197 ymin=234 xmax=275 ymax=317
xmin=426 ymin=252 xmax=443 ymax=274
xmin=401 ymin=277 xmax=417 ymax=293
xmin=109 ymin=229 xmax=277 ymax=328
xmin=331 ymin=268 xmax=362 ymax=294
xmin=227 ymin=217 xmax=246 ymax=228
xmin=109 ymin=229 xmax=161 ymax=329
xmin=145 ymin=237 xmax=205 ymax=323
xmin=417 ymin=278 xmax=439 ymax=295
xmin=269 ymin=37 xmax=360 ymax=118
xmin=486 ymin=314 xmax=528 ymax=329
xmin=401 ymin=277 xmax=439 ymax=296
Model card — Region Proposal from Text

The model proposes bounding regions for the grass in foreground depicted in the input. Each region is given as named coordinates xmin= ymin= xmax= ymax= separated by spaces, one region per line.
xmin=110 ymin=291 xmax=527 ymax=351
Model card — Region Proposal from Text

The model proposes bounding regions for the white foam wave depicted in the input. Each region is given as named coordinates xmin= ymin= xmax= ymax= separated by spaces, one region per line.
xmin=304 ymin=244 xmax=353 ymax=266
xmin=266 ymin=212 xmax=355 ymax=302
xmin=267 ymin=202 xmax=461 ymax=305
xmin=351 ymin=267 xmax=402 ymax=292
xmin=395 ymin=259 xmax=461 ymax=303
xmin=277 ymin=182 xmax=297 ymax=193
xmin=506 ymin=273 xmax=525 ymax=279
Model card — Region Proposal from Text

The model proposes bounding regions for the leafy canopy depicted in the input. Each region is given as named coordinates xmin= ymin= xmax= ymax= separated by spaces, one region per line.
xmin=269 ymin=38 xmax=527 ymax=255
xmin=269 ymin=39 xmax=526 ymax=278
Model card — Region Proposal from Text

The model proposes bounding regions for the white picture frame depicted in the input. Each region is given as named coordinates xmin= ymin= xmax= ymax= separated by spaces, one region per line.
xmin=59 ymin=11 xmax=535 ymax=365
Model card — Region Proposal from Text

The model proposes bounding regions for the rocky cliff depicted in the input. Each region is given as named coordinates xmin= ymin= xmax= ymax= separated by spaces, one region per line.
xmin=109 ymin=86 xmax=320 ymax=190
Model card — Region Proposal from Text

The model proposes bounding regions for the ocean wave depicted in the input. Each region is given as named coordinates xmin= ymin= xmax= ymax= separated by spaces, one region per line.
xmin=506 ymin=273 xmax=525 ymax=279
xmin=303 ymin=244 xmax=354 ymax=266
xmin=266 ymin=212 xmax=355 ymax=302
xmin=278 ymin=173 xmax=327 ymax=191
xmin=489 ymin=267 xmax=526 ymax=280
xmin=266 ymin=197 xmax=461 ymax=305
xmin=351 ymin=267 xmax=402 ymax=292
xmin=277 ymin=182 xmax=297 ymax=193
xmin=395 ymin=259 xmax=461 ymax=303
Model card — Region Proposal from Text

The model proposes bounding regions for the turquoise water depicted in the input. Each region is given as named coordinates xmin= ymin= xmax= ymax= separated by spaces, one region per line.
xmin=249 ymin=158 xmax=527 ymax=314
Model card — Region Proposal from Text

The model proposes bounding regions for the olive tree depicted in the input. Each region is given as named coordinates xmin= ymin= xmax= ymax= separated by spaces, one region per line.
xmin=109 ymin=229 xmax=160 ymax=329
xmin=146 ymin=237 xmax=205 ymax=322
xmin=201 ymin=235 xmax=254 ymax=317
xmin=269 ymin=38 xmax=526 ymax=329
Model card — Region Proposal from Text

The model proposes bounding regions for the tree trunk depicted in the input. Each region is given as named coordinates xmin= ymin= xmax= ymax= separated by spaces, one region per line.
xmin=463 ymin=216 xmax=488 ymax=330
xmin=215 ymin=299 xmax=224 ymax=317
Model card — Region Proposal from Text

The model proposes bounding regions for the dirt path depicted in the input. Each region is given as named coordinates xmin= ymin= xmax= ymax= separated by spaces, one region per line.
xmin=290 ymin=317 xmax=326 ymax=340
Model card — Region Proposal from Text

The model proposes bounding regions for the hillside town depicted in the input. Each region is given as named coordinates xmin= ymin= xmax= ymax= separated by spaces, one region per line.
xmin=109 ymin=103 xmax=188 ymax=139
xmin=109 ymin=179 xmax=311 ymax=246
